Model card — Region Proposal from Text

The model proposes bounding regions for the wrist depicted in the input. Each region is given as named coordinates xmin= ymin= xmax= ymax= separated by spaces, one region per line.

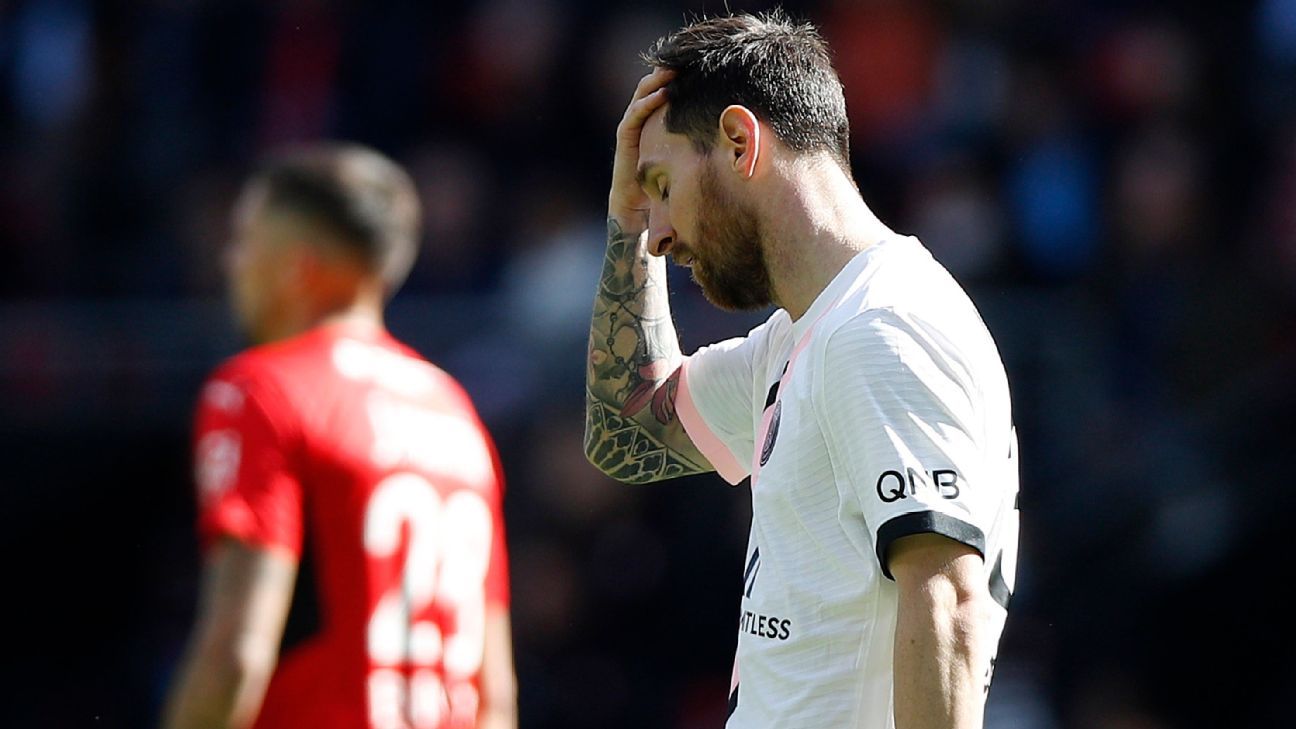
xmin=606 ymin=214 xmax=649 ymax=247
xmin=607 ymin=201 xmax=648 ymax=229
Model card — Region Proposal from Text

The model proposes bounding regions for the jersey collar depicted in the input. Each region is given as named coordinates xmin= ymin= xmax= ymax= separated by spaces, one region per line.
xmin=789 ymin=238 xmax=894 ymax=341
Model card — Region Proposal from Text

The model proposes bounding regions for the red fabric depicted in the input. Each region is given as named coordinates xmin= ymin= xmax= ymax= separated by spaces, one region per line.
xmin=193 ymin=323 xmax=509 ymax=729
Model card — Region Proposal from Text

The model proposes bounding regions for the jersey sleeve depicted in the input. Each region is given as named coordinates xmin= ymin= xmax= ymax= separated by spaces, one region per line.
xmin=193 ymin=364 xmax=305 ymax=558
xmin=675 ymin=330 xmax=765 ymax=485
xmin=815 ymin=309 xmax=998 ymax=579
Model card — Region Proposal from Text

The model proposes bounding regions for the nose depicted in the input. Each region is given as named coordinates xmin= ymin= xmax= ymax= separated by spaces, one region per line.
xmin=646 ymin=205 xmax=675 ymax=257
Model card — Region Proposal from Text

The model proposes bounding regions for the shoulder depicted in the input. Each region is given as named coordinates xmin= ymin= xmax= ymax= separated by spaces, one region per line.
xmin=379 ymin=336 xmax=473 ymax=407
xmin=196 ymin=332 xmax=331 ymax=424
xmin=359 ymin=335 xmax=487 ymax=422
xmin=691 ymin=308 xmax=791 ymax=366
xmin=814 ymin=239 xmax=992 ymax=375
xmin=812 ymin=306 xmax=980 ymax=408
xmin=193 ymin=352 xmax=299 ymax=489
xmin=753 ymin=308 xmax=793 ymax=339
xmin=201 ymin=347 xmax=284 ymax=408
xmin=821 ymin=240 xmax=1009 ymax=402
xmin=817 ymin=307 xmax=924 ymax=367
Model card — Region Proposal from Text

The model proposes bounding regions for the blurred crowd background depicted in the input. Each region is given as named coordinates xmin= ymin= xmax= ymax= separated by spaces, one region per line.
xmin=2 ymin=0 xmax=1294 ymax=727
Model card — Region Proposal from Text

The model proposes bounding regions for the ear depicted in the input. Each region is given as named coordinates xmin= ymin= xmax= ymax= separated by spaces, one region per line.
xmin=279 ymin=242 xmax=318 ymax=292
xmin=718 ymin=105 xmax=761 ymax=179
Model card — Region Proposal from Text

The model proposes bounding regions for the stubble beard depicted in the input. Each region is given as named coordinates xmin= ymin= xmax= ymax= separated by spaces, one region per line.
xmin=689 ymin=164 xmax=775 ymax=312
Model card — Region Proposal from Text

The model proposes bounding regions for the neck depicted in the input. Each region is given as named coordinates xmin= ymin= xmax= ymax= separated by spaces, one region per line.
xmin=261 ymin=283 xmax=386 ymax=343
xmin=760 ymin=157 xmax=893 ymax=320
xmin=316 ymin=302 xmax=385 ymax=334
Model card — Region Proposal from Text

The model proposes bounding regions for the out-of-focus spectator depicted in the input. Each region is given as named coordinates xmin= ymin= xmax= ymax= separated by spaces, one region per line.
xmin=9 ymin=0 xmax=93 ymax=131
xmin=405 ymin=140 xmax=499 ymax=293
xmin=1090 ymin=20 xmax=1199 ymax=122
xmin=996 ymin=56 xmax=1102 ymax=281
xmin=907 ymin=154 xmax=1004 ymax=280
xmin=821 ymin=0 xmax=941 ymax=150
xmin=442 ymin=0 xmax=565 ymax=130
xmin=256 ymin=1 xmax=342 ymax=147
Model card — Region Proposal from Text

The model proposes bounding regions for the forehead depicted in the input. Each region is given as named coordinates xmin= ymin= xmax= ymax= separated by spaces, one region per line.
xmin=639 ymin=106 xmax=695 ymax=169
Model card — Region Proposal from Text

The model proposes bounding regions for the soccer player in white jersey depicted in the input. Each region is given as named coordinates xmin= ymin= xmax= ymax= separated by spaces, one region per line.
xmin=584 ymin=11 xmax=1019 ymax=729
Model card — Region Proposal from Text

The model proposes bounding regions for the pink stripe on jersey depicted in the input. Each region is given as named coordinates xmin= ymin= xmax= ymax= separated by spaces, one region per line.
xmin=677 ymin=358 xmax=748 ymax=485
xmin=750 ymin=303 xmax=840 ymax=487
xmin=749 ymin=398 xmax=779 ymax=485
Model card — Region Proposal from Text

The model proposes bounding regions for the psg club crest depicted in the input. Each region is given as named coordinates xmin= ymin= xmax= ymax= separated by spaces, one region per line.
xmin=760 ymin=400 xmax=782 ymax=467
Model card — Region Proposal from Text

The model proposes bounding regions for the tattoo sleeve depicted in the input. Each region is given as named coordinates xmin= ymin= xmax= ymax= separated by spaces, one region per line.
xmin=584 ymin=218 xmax=711 ymax=483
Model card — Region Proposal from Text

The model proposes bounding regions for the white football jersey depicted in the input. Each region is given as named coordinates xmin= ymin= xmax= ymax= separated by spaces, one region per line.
xmin=675 ymin=235 xmax=1019 ymax=728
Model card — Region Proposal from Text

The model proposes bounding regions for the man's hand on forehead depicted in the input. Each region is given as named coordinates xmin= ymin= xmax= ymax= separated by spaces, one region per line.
xmin=609 ymin=68 xmax=675 ymax=224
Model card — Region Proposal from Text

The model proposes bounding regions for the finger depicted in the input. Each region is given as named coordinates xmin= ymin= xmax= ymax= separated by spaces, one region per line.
xmin=631 ymin=67 xmax=675 ymax=102
xmin=619 ymin=87 xmax=668 ymax=131
xmin=631 ymin=67 xmax=673 ymax=97
xmin=623 ymin=86 xmax=667 ymax=121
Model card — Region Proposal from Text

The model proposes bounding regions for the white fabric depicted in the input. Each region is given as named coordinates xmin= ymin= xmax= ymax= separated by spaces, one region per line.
xmin=678 ymin=236 xmax=1019 ymax=729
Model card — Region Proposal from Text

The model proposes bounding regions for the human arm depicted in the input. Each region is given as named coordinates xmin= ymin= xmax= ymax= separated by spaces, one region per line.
xmin=476 ymin=607 xmax=518 ymax=729
xmin=889 ymin=534 xmax=995 ymax=729
xmin=813 ymin=311 xmax=1017 ymax=727
xmin=160 ymin=539 xmax=297 ymax=729
xmin=584 ymin=68 xmax=711 ymax=483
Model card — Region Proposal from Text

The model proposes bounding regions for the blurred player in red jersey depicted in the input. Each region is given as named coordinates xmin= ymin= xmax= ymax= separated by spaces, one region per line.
xmin=161 ymin=144 xmax=516 ymax=729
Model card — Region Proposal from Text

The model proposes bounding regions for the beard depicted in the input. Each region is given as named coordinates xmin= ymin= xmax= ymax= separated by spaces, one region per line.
xmin=685 ymin=164 xmax=774 ymax=311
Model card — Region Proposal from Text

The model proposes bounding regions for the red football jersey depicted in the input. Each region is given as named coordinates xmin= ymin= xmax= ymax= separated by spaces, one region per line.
xmin=193 ymin=322 xmax=509 ymax=729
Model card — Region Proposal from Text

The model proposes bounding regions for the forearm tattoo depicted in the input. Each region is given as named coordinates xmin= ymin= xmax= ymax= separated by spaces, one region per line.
xmin=585 ymin=219 xmax=707 ymax=483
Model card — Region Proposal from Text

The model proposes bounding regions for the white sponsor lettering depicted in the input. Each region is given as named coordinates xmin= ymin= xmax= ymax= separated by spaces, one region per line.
xmin=366 ymin=392 xmax=493 ymax=487
xmin=332 ymin=339 xmax=438 ymax=398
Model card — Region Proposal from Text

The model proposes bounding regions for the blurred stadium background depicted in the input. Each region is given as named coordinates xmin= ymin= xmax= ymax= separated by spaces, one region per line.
xmin=2 ymin=0 xmax=1294 ymax=726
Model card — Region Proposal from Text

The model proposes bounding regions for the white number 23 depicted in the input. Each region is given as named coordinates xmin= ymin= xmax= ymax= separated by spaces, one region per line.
xmin=363 ymin=472 xmax=493 ymax=729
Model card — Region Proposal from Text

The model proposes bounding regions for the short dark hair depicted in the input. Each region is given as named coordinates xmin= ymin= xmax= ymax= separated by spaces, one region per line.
xmin=643 ymin=10 xmax=851 ymax=171
xmin=252 ymin=143 xmax=421 ymax=291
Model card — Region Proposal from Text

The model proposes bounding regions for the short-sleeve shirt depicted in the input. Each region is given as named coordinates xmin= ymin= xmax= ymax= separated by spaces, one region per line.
xmin=193 ymin=322 xmax=509 ymax=729
xmin=675 ymin=236 xmax=1019 ymax=729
